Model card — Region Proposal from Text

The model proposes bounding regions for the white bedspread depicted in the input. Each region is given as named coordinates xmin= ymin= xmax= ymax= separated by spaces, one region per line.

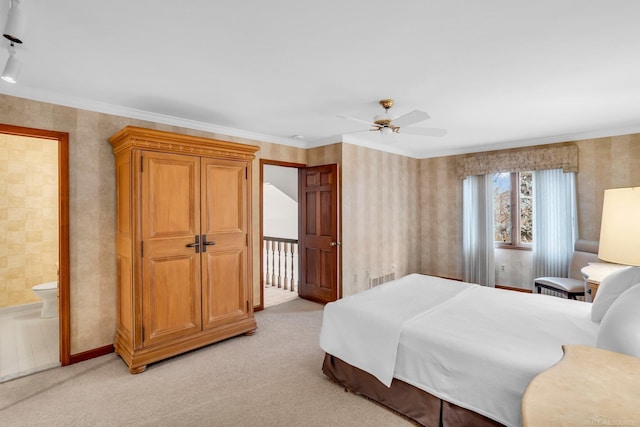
xmin=395 ymin=286 xmax=598 ymax=427
xmin=319 ymin=273 xmax=476 ymax=386
xmin=320 ymin=274 xmax=599 ymax=427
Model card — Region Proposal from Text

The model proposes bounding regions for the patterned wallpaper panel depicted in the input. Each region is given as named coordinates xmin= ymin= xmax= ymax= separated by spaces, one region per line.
xmin=0 ymin=134 xmax=59 ymax=308
xmin=419 ymin=134 xmax=640 ymax=286
xmin=2 ymin=92 xmax=639 ymax=353
xmin=340 ymin=144 xmax=420 ymax=296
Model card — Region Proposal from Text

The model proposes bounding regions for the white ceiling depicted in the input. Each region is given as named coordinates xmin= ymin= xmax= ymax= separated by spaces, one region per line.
xmin=2 ymin=1 xmax=640 ymax=158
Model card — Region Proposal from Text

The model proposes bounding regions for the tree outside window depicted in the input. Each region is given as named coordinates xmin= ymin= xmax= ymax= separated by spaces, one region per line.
xmin=493 ymin=171 xmax=532 ymax=248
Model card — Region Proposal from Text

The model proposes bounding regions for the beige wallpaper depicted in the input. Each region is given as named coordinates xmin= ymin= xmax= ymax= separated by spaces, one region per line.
xmin=575 ymin=134 xmax=640 ymax=240
xmin=340 ymin=144 xmax=420 ymax=296
xmin=419 ymin=134 xmax=640 ymax=283
xmin=2 ymin=92 xmax=639 ymax=354
xmin=307 ymin=143 xmax=421 ymax=296
xmin=1 ymin=94 xmax=305 ymax=354
xmin=0 ymin=134 xmax=59 ymax=308
xmin=419 ymin=155 xmax=463 ymax=280
xmin=307 ymin=143 xmax=342 ymax=167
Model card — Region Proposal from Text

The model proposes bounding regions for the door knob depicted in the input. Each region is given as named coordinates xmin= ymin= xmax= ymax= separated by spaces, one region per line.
xmin=330 ymin=241 xmax=341 ymax=247
xmin=186 ymin=235 xmax=200 ymax=253
xmin=202 ymin=235 xmax=216 ymax=252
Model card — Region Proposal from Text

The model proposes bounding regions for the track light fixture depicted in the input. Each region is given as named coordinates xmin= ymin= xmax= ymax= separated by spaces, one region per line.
xmin=1 ymin=42 xmax=20 ymax=83
xmin=3 ymin=0 xmax=26 ymax=44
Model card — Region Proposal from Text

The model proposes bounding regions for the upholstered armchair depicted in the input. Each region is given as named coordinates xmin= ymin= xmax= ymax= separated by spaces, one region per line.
xmin=534 ymin=240 xmax=600 ymax=299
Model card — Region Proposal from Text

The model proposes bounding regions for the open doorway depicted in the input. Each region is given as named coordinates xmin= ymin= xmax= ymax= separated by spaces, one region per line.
xmin=0 ymin=124 xmax=70 ymax=381
xmin=258 ymin=160 xmax=341 ymax=310
xmin=259 ymin=160 xmax=304 ymax=309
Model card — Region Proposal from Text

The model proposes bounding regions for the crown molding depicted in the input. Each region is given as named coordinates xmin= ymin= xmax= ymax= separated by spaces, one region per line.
xmin=424 ymin=125 xmax=640 ymax=160
xmin=3 ymin=85 xmax=640 ymax=160
xmin=0 ymin=85 xmax=307 ymax=149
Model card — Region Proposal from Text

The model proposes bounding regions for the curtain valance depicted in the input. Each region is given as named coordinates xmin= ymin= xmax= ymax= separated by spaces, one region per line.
xmin=456 ymin=143 xmax=578 ymax=180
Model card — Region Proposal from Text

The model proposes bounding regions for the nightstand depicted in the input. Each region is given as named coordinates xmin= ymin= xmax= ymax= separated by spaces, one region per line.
xmin=580 ymin=262 xmax=628 ymax=302
xmin=522 ymin=345 xmax=640 ymax=426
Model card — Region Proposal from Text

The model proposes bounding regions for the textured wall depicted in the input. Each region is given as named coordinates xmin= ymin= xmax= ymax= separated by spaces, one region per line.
xmin=419 ymin=155 xmax=463 ymax=280
xmin=308 ymin=143 xmax=422 ymax=296
xmin=3 ymin=92 xmax=639 ymax=353
xmin=0 ymin=134 xmax=59 ymax=308
xmin=575 ymin=134 xmax=640 ymax=240
xmin=307 ymin=143 xmax=342 ymax=167
xmin=340 ymin=144 xmax=421 ymax=296
xmin=419 ymin=135 xmax=640 ymax=284
xmin=1 ymin=94 xmax=303 ymax=354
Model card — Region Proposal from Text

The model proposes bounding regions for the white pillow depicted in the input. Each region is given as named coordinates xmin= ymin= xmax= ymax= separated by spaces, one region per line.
xmin=591 ymin=266 xmax=640 ymax=323
xmin=596 ymin=283 xmax=640 ymax=357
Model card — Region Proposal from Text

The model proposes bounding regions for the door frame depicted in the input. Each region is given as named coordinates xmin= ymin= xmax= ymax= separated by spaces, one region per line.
xmin=0 ymin=124 xmax=71 ymax=366
xmin=257 ymin=159 xmax=305 ymax=311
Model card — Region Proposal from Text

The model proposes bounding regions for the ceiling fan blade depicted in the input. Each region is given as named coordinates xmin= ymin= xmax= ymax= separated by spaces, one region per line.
xmin=392 ymin=110 xmax=430 ymax=128
xmin=338 ymin=115 xmax=379 ymax=128
xmin=400 ymin=127 xmax=447 ymax=137
xmin=342 ymin=129 xmax=376 ymax=135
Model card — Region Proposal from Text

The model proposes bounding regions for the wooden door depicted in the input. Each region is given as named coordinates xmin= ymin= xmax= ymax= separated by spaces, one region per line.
xmin=140 ymin=151 xmax=202 ymax=347
xmin=298 ymin=164 xmax=340 ymax=304
xmin=200 ymin=158 xmax=250 ymax=330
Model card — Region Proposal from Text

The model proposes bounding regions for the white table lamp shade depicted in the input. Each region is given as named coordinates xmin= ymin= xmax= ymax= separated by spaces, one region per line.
xmin=598 ymin=187 xmax=640 ymax=266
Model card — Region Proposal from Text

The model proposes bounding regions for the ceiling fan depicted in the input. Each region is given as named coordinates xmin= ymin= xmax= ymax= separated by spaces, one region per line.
xmin=339 ymin=99 xmax=447 ymax=139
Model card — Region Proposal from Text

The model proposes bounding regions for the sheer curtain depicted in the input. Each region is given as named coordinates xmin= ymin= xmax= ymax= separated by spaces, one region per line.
xmin=463 ymin=174 xmax=495 ymax=287
xmin=532 ymin=168 xmax=578 ymax=281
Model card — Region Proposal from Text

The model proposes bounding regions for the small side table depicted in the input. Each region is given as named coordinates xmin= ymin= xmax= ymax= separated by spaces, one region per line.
xmin=522 ymin=345 xmax=640 ymax=426
xmin=580 ymin=262 xmax=628 ymax=302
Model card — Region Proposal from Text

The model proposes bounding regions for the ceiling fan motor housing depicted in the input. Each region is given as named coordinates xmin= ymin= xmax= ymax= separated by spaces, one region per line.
xmin=375 ymin=99 xmax=395 ymax=127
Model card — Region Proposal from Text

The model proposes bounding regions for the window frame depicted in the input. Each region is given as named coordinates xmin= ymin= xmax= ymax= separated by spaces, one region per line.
xmin=494 ymin=171 xmax=532 ymax=251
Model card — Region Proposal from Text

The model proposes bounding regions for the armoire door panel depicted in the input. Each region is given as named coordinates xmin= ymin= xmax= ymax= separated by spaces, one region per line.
xmin=141 ymin=151 xmax=202 ymax=347
xmin=143 ymin=152 xmax=200 ymax=238
xmin=202 ymin=249 xmax=248 ymax=330
xmin=143 ymin=255 xmax=202 ymax=346
xmin=201 ymin=157 xmax=248 ymax=330
xmin=202 ymin=159 xmax=246 ymax=234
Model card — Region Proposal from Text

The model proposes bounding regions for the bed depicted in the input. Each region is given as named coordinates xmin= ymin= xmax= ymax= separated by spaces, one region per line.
xmin=319 ymin=274 xmax=600 ymax=427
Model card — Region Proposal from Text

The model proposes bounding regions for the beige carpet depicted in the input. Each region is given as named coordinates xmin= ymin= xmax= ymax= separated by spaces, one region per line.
xmin=0 ymin=298 xmax=414 ymax=426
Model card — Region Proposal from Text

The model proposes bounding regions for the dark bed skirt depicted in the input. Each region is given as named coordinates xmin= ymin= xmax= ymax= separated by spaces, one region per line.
xmin=322 ymin=353 xmax=504 ymax=427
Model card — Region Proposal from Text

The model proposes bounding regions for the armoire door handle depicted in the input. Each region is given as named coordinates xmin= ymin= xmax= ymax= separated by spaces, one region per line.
xmin=202 ymin=234 xmax=216 ymax=252
xmin=186 ymin=235 xmax=200 ymax=253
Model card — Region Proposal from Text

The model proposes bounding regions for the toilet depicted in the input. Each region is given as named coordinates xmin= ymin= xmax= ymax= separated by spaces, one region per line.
xmin=32 ymin=281 xmax=58 ymax=318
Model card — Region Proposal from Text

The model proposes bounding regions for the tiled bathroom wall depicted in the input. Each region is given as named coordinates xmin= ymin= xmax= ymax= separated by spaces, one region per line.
xmin=0 ymin=134 xmax=59 ymax=308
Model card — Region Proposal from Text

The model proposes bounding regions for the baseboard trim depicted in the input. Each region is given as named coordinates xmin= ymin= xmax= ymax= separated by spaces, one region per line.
xmin=69 ymin=344 xmax=114 ymax=365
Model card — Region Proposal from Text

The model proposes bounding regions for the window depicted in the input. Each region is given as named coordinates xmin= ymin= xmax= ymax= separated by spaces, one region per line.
xmin=492 ymin=171 xmax=532 ymax=248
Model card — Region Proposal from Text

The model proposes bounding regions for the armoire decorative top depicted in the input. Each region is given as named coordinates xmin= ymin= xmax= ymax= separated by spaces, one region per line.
xmin=109 ymin=126 xmax=259 ymax=160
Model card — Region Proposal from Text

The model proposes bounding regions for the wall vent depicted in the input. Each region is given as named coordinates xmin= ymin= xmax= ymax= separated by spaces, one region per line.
xmin=370 ymin=272 xmax=395 ymax=288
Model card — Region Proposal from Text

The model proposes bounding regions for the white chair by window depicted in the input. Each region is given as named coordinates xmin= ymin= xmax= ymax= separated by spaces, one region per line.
xmin=534 ymin=240 xmax=599 ymax=299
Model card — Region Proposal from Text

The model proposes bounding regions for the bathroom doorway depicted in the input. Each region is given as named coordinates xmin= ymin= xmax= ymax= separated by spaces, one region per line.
xmin=0 ymin=124 xmax=69 ymax=382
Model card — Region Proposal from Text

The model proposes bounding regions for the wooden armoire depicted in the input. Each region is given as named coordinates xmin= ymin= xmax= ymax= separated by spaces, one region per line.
xmin=109 ymin=126 xmax=258 ymax=373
